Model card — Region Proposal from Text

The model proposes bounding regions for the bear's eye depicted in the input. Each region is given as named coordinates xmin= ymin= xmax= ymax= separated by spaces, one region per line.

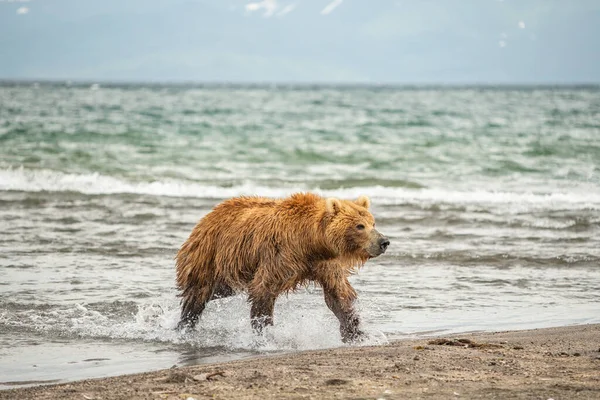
xmin=356 ymin=224 xmax=365 ymax=230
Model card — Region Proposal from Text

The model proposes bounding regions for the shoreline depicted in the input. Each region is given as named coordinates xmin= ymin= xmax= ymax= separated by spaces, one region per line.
xmin=2 ymin=324 xmax=599 ymax=399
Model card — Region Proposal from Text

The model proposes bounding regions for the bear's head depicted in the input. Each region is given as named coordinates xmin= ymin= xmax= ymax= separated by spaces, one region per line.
xmin=324 ymin=195 xmax=390 ymax=260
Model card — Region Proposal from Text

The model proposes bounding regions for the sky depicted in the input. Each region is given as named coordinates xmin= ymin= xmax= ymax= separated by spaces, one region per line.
xmin=1 ymin=0 xmax=599 ymax=84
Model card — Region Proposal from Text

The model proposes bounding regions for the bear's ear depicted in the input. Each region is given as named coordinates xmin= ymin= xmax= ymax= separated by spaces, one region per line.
xmin=326 ymin=197 xmax=342 ymax=214
xmin=355 ymin=195 xmax=370 ymax=209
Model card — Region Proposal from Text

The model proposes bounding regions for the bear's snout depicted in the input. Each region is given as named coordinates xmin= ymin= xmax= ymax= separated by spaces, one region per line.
xmin=366 ymin=229 xmax=389 ymax=258
xmin=379 ymin=237 xmax=390 ymax=253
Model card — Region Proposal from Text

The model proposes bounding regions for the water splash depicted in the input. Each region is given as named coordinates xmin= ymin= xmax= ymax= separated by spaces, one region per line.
xmin=1 ymin=293 xmax=388 ymax=353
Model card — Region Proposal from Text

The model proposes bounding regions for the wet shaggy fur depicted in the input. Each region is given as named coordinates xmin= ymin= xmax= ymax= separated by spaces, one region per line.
xmin=175 ymin=192 xmax=388 ymax=342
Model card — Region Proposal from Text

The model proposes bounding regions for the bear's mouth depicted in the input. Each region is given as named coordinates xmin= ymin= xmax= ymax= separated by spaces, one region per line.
xmin=366 ymin=248 xmax=383 ymax=258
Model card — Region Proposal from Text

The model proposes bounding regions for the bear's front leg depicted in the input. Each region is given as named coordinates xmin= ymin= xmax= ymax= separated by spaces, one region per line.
xmin=322 ymin=279 xmax=365 ymax=343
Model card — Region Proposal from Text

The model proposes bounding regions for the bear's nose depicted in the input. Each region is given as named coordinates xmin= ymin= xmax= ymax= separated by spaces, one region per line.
xmin=379 ymin=237 xmax=390 ymax=252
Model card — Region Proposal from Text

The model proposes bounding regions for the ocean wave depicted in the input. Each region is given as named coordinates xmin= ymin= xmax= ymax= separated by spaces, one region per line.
xmin=1 ymin=167 xmax=600 ymax=209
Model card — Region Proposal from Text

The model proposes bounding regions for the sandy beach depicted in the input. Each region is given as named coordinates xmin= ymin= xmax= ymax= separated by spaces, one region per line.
xmin=2 ymin=324 xmax=599 ymax=400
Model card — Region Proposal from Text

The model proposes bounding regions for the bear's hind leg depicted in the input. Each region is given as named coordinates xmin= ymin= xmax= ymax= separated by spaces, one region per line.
xmin=177 ymin=286 xmax=212 ymax=331
xmin=248 ymin=293 xmax=276 ymax=334
xmin=210 ymin=283 xmax=235 ymax=300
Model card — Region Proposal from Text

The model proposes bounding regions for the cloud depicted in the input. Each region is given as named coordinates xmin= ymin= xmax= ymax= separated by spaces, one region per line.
xmin=246 ymin=0 xmax=278 ymax=17
xmin=277 ymin=3 xmax=296 ymax=17
xmin=320 ymin=0 xmax=343 ymax=15
xmin=518 ymin=20 xmax=525 ymax=29
xmin=16 ymin=6 xmax=29 ymax=14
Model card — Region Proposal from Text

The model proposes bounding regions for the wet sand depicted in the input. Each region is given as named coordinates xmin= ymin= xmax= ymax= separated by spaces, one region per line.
xmin=2 ymin=324 xmax=599 ymax=399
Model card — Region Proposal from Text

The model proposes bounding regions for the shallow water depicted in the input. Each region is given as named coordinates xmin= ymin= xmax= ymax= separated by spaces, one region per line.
xmin=1 ymin=83 xmax=599 ymax=388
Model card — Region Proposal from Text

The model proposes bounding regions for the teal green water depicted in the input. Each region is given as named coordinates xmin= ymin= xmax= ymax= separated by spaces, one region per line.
xmin=2 ymin=85 xmax=599 ymax=192
xmin=1 ymin=84 xmax=599 ymax=387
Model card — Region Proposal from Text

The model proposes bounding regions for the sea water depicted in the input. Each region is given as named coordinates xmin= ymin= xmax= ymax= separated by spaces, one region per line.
xmin=1 ymin=83 xmax=599 ymax=387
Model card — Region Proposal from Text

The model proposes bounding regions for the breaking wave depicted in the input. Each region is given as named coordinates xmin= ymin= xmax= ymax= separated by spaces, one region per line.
xmin=2 ymin=167 xmax=599 ymax=209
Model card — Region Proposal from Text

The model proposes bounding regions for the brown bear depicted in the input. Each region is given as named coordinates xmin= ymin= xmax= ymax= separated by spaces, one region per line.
xmin=175 ymin=192 xmax=389 ymax=342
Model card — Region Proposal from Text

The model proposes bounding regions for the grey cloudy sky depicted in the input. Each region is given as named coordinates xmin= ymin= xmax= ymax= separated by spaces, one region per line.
xmin=1 ymin=0 xmax=599 ymax=83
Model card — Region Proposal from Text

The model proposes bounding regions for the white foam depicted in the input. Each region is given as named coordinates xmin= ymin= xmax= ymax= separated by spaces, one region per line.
xmin=0 ymin=167 xmax=289 ymax=199
xmin=1 ymin=167 xmax=599 ymax=209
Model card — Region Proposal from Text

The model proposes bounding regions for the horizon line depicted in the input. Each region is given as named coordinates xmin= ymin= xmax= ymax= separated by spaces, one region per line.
xmin=1 ymin=78 xmax=599 ymax=89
